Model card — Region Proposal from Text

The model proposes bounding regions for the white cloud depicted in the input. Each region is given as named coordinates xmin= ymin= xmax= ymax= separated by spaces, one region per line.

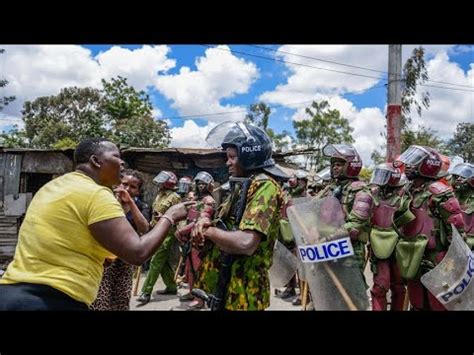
xmin=95 ymin=45 xmax=175 ymax=91
xmin=259 ymin=45 xmax=469 ymax=165
xmin=169 ymin=120 xmax=216 ymax=148
xmin=259 ymin=44 xmax=458 ymax=107
xmin=285 ymin=94 xmax=386 ymax=167
xmin=154 ymin=45 xmax=259 ymax=123
xmin=0 ymin=114 xmax=23 ymax=132
xmin=259 ymin=45 xmax=387 ymax=105
xmin=410 ymin=50 xmax=474 ymax=139
xmin=152 ymin=108 xmax=163 ymax=119
xmin=0 ymin=45 xmax=174 ymax=119
xmin=1 ymin=45 xmax=101 ymax=117
xmin=321 ymin=96 xmax=386 ymax=167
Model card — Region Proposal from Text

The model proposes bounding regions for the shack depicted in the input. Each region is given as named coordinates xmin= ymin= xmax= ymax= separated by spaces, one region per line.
xmin=0 ymin=146 xmax=295 ymax=267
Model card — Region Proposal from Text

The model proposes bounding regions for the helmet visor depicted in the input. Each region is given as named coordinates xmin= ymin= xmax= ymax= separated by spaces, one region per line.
xmin=370 ymin=166 xmax=392 ymax=186
xmin=177 ymin=180 xmax=191 ymax=194
xmin=316 ymin=167 xmax=331 ymax=181
xmin=396 ymin=146 xmax=428 ymax=167
xmin=194 ymin=171 xmax=214 ymax=184
xmin=323 ymin=144 xmax=359 ymax=160
xmin=206 ymin=121 xmax=251 ymax=148
xmin=153 ymin=171 xmax=172 ymax=185
xmin=451 ymin=163 xmax=473 ymax=179
xmin=295 ymin=170 xmax=308 ymax=179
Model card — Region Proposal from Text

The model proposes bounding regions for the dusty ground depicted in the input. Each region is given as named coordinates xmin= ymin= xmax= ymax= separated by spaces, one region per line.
xmin=129 ymin=262 xmax=374 ymax=311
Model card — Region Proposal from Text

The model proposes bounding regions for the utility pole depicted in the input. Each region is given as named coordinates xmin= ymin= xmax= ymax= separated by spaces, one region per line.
xmin=386 ymin=45 xmax=402 ymax=163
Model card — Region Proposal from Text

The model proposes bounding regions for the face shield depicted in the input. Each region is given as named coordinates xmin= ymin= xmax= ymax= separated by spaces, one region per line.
xmin=206 ymin=121 xmax=254 ymax=148
xmin=153 ymin=171 xmax=173 ymax=185
xmin=295 ymin=170 xmax=308 ymax=180
xmin=395 ymin=146 xmax=429 ymax=167
xmin=194 ymin=171 xmax=214 ymax=185
xmin=316 ymin=167 xmax=332 ymax=181
xmin=451 ymin=163 xmax=473 ymax=179
xmin=323 ymin=144 xmax=359 ymax=160
xmin=370 ymin=165 xmax=393 ymax=186
xmin=177 ymin=178 xmax=192 ymax=194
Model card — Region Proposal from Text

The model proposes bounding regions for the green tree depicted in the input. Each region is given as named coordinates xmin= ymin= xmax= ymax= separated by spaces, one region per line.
xmin=102 ymin=76 xmax=169 ymax=148
xmin=0 ymin=48 xmax=16 ymax=111
xmin=447 ymin=122 xmax=474 ymax=162
xmin=3 ymin=76 xmax=170 ymax=149
xmin=402 ymin=126 xmax=445 ymax=152
xmin=293 ymin=100 xmax=354 ymax=171
xmin=53 ymin=137 xmax=79 ymax=150
xmin=371 ymin=125 xmax=446 ymax=165
xmin=22 ymin=87 xmax=107 ymax=148
xmin=0 ymin=125 xmax=29 ymax=148
xmin=401 ymin=46 xmax=430 ymax=126
xmin=112 ymin=115 xmax=170 ymax=149
xmin=245 ymin=102 xmax=293 ymax=152
xmin=245 ymin=102 xmax=271 ymax=131
xmin=101 ymin=76 xmax=153 ymax=121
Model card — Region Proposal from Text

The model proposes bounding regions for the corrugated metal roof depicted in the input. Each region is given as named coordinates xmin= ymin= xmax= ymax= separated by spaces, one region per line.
xmin=0 ymin=148 xmax=74 ymax=153
xmin=121 ymin=147 xmax=224 ymax=155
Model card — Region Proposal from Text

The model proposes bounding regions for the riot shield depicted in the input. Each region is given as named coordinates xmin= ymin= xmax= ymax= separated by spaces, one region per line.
xmin=421 ymin=226 xmax=474 ymax=310
xmin=287 ymin=196 xmax=369 ymax=310
xmin=291 ymin=197 xmax=313 ymax=282
xmin=269 ymin=240 xmax=298 ymax=288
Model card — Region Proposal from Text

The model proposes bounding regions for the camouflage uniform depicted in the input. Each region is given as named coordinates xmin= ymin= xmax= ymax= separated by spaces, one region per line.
xmin=454 ymin=183 xmax=474 ymax=249
xmin=140 ymin=189 xmax=181 ymax=295
xmin=195 ymin=173 xmax=283 ymax=310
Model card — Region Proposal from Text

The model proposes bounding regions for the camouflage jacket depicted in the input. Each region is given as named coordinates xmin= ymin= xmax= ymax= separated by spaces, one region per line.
xmin=151 ymin=189 xmax=181 ymax=227
xmin=195 ymin=173 xmax=283 ymax=310
xmin=454 ymin=187 xmax=474 ymax=249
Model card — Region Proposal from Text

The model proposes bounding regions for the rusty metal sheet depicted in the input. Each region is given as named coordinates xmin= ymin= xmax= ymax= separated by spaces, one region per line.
xmin=3 ymin=154 xmax=22 ymax=196
xmin=21 ymin=152 xmax=73 ymax=174
xmin=0 ymin=154 xmax=5 ymax=177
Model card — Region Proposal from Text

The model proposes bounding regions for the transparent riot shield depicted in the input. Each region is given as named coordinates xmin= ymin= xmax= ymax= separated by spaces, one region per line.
xmin=421 ymin=226 xmax=474 ymax=310
xmin=287 ymin=196 xmax=369 ymax=310
xmin=291 ymin=197 xmax=313 ymax=282
xmin=269 ymin=240 xmax=298 ymax=288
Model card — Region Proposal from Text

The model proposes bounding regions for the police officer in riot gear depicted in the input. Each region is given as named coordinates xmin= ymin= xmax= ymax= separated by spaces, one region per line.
xmin=395 ymin=146 xmax=465 ymax=310
xmin=194 ymin=171 xmax=214 ymax=200
xmin=450 ymin=162 xmax=473 ymax=249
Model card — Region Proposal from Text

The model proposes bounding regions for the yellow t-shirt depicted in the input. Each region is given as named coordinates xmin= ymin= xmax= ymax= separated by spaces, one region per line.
xmin=0 ymin=171 xmax=125 ymax=306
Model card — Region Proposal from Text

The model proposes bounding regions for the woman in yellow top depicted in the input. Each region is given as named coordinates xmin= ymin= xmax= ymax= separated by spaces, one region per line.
xmin=0 ymin=138 xmax=192 ymax=310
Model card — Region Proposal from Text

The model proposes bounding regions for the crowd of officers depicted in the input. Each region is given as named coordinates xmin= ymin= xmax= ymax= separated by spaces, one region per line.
xmin=91 ymin=122 xmax=473 ymax=311
xmin=278 ymin=145 xmax=473 ymax=311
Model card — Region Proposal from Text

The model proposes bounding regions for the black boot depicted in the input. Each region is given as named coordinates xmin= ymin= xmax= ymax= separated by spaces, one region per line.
xmin=279 ymin=287 xmax=296 ymax=299
xmin=137 ymin=293 xmax=151 ymax=306
xmin=292 ymin=295 xmax=302 ymax=306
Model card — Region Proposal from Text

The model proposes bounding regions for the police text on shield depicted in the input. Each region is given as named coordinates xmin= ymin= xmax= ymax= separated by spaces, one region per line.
xmin=298 ymin=237 xmax=354 ymax=263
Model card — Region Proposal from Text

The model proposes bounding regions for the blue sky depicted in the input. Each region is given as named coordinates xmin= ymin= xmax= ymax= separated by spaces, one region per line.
xmin=1 ymin=44 xmax=472 ymax=166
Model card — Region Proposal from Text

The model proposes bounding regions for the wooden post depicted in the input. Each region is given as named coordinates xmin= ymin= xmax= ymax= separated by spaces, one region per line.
xmin=132 ymin=266 xmax=142 ymax=296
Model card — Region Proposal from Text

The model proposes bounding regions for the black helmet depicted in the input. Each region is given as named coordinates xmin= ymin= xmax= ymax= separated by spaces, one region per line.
xmin=206 ymin=121 xmax=275 ymax=172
